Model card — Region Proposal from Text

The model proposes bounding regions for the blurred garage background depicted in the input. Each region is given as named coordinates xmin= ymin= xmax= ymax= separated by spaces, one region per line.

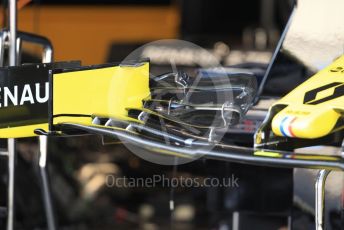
xmin=1 ymin=0 xmax=344 ymax=230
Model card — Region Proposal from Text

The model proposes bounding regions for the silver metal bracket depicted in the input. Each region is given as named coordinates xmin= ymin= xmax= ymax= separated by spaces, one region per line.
xmin=315 ymin=169 xmax=331 ymax=230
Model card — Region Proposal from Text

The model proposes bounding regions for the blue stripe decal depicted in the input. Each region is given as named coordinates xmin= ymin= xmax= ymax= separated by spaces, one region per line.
xmin=279 ymin=117 xmax=289 ymax=137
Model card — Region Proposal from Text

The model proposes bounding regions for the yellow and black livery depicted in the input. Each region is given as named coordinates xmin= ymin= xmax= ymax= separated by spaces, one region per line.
xmin=254 ymin=55 xmax=344 ymax=156
xmin=0 ymin=60 xmax=150 ymax=138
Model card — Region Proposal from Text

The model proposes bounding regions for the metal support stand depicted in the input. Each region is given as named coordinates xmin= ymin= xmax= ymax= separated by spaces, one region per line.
xmin=2 ymin=0 xmax=54 ymax=229
xmin=39 ymin=136 xmax=56 ymax=230
xmin=7 ymin=0 xmax=17 ymax=229
xmin=6 ymin=139 xmax=15 ymax=230
xmin=315 ymin=169 xmax=331 ymax=230
xmin=8 ymin=0 xmax=17 ymax=67
xmin=0 ymin=30 xmax=53 ymax=66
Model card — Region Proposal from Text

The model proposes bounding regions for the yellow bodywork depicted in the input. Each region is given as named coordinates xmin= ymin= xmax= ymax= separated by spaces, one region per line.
xmin=271 ymin=55 xmax=344 ymax=139
xmin=0 ymin=62 xmax=150 ymax=138
xmin=0 ymin=123 xmax=50 ymax=139
xmin=53 ymin=62 xmax=150 ymax=125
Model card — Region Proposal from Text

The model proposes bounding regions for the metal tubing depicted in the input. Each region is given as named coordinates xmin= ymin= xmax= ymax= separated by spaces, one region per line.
xmin=0 ymin=30 xmax=54 ymax=65
xmin=0 ymin=30 xmax=9 ymax=67
xmin=43 ymin=46 xmax=53 ymax=63
xmin=15 ymin=36 xmax=21 ymax=65
xmin=7 ymin=138 xmax=15 ymax=230
xmin=17 ymin=31 xmax=53 ymax=63
xmin=315 ymin=169 xmax=331 ymax=230
xmin=0 ymin=32 xmax=4 ymax=67
xmin=8 ymin=0 xmax=17 ymax=66
xmin=39 ymin=135 xmax=56 ymax=230
xmin=11 ymin=30 xmax=54 ymax=229
xmin=7 ymin=0 xmax=17 ymax=229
